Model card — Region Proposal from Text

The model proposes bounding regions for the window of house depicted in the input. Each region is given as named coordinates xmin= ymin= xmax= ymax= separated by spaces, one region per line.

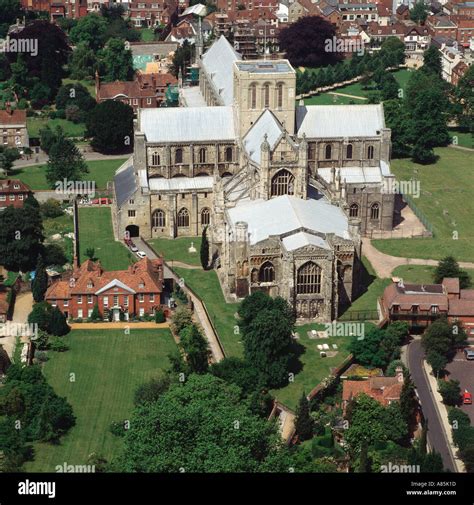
xmin=0 ymin=195 xmax=5 ymax=201
xmin=13 ymin=184 xmax=19 ymax=189
xmin=139 ymin=307 xmax=145 ymax=316
xmin=128 ymin=210 xmax=136 ymax=217
xmin=114 ymin=295 xmax=119 ymax=306
xmin=431 ymin=305 xmax=439 ymax=314
xmin=412 ymin=304 xmax=419 ymax=313
xmin=78 ymin=295 xmax=82 ymax=304
xmin=152 ymin=209 xmax=165 ymax=228
xmin=64 ymin=299 xmax=69 ymax=307
xmin=139 ymin=293 xmax=144 ymax=303
xmin=18 ymin=194 xmax=23 ymax=200
xmin=201 ymin=207 xmax=210 ymax=226
xmin=392 ymin=304 xmax=399 ymax=313
xmin=147 ymin=98 xmax=152 ymax=105
xmin=124 ymin=296 xmax=128 ymax=307
xmin=51 ymin=299 xmax=57 ymax=307
xmin=78 ymin=309 xmax=83 ymax=318
xmin=177 ymin=208 xmax=189 ymax=227
xmin=296 ymin=262 xmax=322 ymax=294
xmin=88 ymin=309 xmax=93 ymax=317
xmin=87 ymin=294 xmax=93 ymax=304
xmin=103 ymin=296 xmax=108 ymax=307
xmin=9 ymin=195 xmax=15 ymax=200
xmin=150 ymin=293 xmax=155 ymax=302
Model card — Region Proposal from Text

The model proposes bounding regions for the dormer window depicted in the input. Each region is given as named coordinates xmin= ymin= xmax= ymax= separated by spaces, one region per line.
xmin=392 ymin=304 xmax=399 ymax=313
xmin=87 ymin=281 xmax=93 ymax=288
xmin=14 ymin=184 xmax=20 ymax=189
xmin=139 ymin=282 xmax=145 ymax=289
xmin=431 ymin=305 xmax=439 ymax=314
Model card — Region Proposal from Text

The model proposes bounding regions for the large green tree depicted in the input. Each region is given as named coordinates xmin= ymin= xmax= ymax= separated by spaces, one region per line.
xmin=294 ymin=391 xmax=314 ymax=442
xmin=422 ymin=46 xmax=442 ymax=79
xmin=434 ymin=256 xmax=471 ymax=288
xmin=31 ymin=255 xmax=48 ymax=303
xmin=0 ymin=205 xmax=44 ymax=272
xmin=179 ymin=324 xmax=209 ymax=374
xmin=49 ymin=306 xmax=70 ymax=336
xmin=200 ymin=225 xmax=209 ymax=270
xmin=70 ymin=13 xmax=108 ymax=51
xmin=410 ymin=1 xmax=428 ymax=24
xmin=68 ymin=42 xmax=98 ymax=80
xmin=99 ymin=38 xmax=134 ymax=82
xmin=45 ymin=135 xmax=89 ymax=188
xmin=117 ymin=374 xmax=284 ymax=472
xmin=86 ymin=100 xmax=134 ymax=154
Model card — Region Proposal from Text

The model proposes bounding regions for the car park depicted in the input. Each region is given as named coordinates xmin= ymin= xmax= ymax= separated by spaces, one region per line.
xmin=130 ymin=244 xmax=138 ymax=252
xmin=136 ymin=251 xmax=147 ymax=258
xmin=463 ymin=390 xmax=472 ymax=405
xmin=464 ymin=348 xmax=474 ymax=360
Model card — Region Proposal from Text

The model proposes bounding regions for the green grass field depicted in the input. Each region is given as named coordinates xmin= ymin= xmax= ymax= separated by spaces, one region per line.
xmin=5 ymin=158 xmax=127 ymax=190
xmin=78 ymin=207 xmax=133 ymax=270
xmin=140 ymin=28 xmax=155 ymax=42
xmin=149 ymin=237 xmax=202 ymax=266
xmin=270 ymin=323 xmax=354 ymax=410
xmin=174 ymin=267 xmax=242 ymax=357
xmin=372 ymin=148 xmax=474 ymax=262
xmin=303 ymin=69 xmax=412 ymax=106
xmin=27 ymin=118 xmax=86 ymax=138
xmin=391 ymin=264 xmax=474 ymax=285
xmin=448 ymin=128 xmax=473 ymax=150
xmin=25 ymin=329 xmax=176 ymax=471
xmin=62 ymin=78 xmax=96 ymax=97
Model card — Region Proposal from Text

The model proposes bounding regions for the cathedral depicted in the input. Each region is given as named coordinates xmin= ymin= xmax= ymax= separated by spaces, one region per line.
xmin=113 ymin=35 xmax=396 ymax=321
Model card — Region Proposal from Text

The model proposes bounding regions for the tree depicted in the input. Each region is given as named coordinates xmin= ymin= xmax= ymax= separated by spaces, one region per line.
xmin=43 ymin=244 xmax=67 ymax=267
xmin=434 ymin=256 xmax=471 ymax=288
xmin=7 ymin=20 xmax=71 ymax=99
xmin=40 ymin=199 xmax=63 ymax=218
xmin=117 ymin=374 xmax=284 ymax=472
xmin=179 ymin=324 xmax=210 ymax=374
xmin=410 ymin=1 xmax=428 ymax=24
xmin=380 ymin=37 xmax=405 ymax=67
xmin=379 ymin=73 xmax=399 ymax=101
xmin=27 ymin=302 xmax=53 ymax=333
xmin=460 ymin=445 xmax=474 ymax=472
xmin=384 ymin=99 xmax=412 ymax=158
xmin=49 ymin=306 xmax=70 ymax=336
xmin=399 ymin=374 xmax=417 ymax=428
xmin=0 ymin=205 xmax=44 ymax=272
xmin=39 ymin=125 xmax=63 ymax=155
xmin=278 ymin=16 xmax=342 ymax=68
xmin=426 ymin=350 xmax=448 ymax=377
xmin=422 ymin=319 xmax=467 ymax=366
xmin=89 ymin=302 xmax=101 ymax=322
xmin=200 ymin=225 xmax=209 ymax=270
xmin=86 ymin=100 xmax=134 ymax=154
xmin=171 ymin=307 xmax=193 ymax=335
xmin=422 ymin=46 xmax=442 ymax=79
xmin=133 ymin=373 xmax=172 ymax=406
xmin=68 ymin=42 xmax=98 ymax=80
xmin=295 ymin=391 xmax=314 ymax=442
xmin=31 ymin=255 xmax=48 ymax=303
xmin=154 ymin=310 xmax=165 ymax=323
xmin=242 ymin=306 xmax=294 ymax=387
xmin=0 ymin=147 xmax=20 ymax=175
xmin=70 ymin=14 xmax=108 ymax=51
xmin=45 ymin=136 xmax=89 ymax=188
xmin=85 ymin=247 xmax=96 ymax=261
xmin=170 ymin=40 xmax=194 ymax=77
xmin=455 ymin=65 xmax=473 ymax=132
xmin=99 ymin=38 xmax=134 ymax=82
xmin=438 ymin=379 xmax=461 ymax=406
xmin=55 ymin=83 xmax=96 ymax=120
xmin=210 ymin=357 xmax=264 ymax=396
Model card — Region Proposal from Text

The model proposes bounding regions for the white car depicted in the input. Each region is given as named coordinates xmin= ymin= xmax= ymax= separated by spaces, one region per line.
xmin=129 ymin=244 xmax=138 ymax=253
xmin=136 ymin=251 xmax=147 ymax=259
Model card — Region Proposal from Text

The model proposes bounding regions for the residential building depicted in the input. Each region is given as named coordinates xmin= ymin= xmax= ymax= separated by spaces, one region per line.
xmin=0 ymin=180 xmax=33 ymax=209
xmin=129 ymin=0 xmax=177 ymax=28
xmin=0 ymin=106 xmax=29 ymax=150
xmin=380 ymin=278 xmax=474 ymax=333
xmin=404 ymin=25 xmax=431 ymax=57
xmin=45 ymin=258 xmax=164 ymax=320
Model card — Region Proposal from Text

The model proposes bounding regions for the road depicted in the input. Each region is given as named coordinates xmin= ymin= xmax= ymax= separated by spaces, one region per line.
xmin=407 ymin=339 xmax=457 ymax=472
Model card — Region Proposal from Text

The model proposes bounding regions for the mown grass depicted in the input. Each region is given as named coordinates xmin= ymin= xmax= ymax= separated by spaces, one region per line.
xmin=372 ymin=148 xmax=474 ymax=262
xmin=25 ymin=329 xmax=177 ymax=472
xmin=149 ymin=237 xmax=202 ymax=266
xmin=78 ymin=207 xmax=133 ymax=270
xmin=5 ymin=158 xmax=127 ymax=191
xmin=27 ymin=118 xmax=86 ymax=138
xmin=392 ymin=264 xmax=474 ymax=285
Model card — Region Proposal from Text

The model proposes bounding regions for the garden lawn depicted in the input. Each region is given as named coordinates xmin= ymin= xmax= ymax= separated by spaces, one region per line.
xmin=372 ymin=148 xmax=474 ymax=262
xmin=339 ymin=256 xmax=390 ymax=320
xmin=62 ymin=78 xmax=96 ymax=97
xmin=173 ymin=267 xmax=242 ymax=357
xmin=78 ymin=207 xmax=133 ymax=270
xmin=6 ymin=158 xmax=127 ymax=190
xmin=149 ymin=237 xmax=202 ymax=266
xmin=392 ymin=264 xmax=474 ymax=285
xmin=448 ymin=128 xmax=473 ymax=150
xmin=140 ymin=28 xmax=155 ymax=42
xmin=27 ymin=118 xmax=86 ymax=138
xmin=25 ymin=328 xmax=176 ymax=472
xmin=270 ymin=322 xmax=367 ymax=410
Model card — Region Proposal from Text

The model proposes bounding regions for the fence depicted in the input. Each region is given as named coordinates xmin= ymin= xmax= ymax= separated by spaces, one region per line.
xmin=338 ymin=309 xmax=380 ymax=322
xmin=402 ymin=192 xmax=434 ymax=237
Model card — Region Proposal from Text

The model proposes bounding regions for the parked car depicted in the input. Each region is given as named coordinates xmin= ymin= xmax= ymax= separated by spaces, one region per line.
xmin=91 ymin=197 xmax=112 ymax=205
xmin=464 ymin=348 xmax=474 ymax=360
xmin=130 ymin=244 xmax=138 ymax=253
xmin=463 ymin=390 xmax=472 ymax=405
xmin=136 ymin=251 xmax=147 ymax=259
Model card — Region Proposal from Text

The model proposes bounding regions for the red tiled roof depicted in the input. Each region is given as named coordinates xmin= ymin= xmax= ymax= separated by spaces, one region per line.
xmin=0 ymin=179 xmax=32 ymax=194
xmin=0 ymin=109 xmax=27 ymax=126
xmin=442 ymin=277 xmax=460 ymax=294
xmin=343 ymin=375 xmax=403 ymax=406
xmin=97 ymin=80 xmax=155 ymax=100
xmin=0 ymin=290 xmax=9 ymax=315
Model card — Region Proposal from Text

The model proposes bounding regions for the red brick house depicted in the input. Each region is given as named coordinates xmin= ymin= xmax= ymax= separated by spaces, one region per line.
xmin=0 ymin=180 xmax=33 ymax=209
xmin=380 ymin=278 xmax=474 ymax=334
xmin=342 ymin=367 xmax=404 ymax=415
xmin=45 ymin=258 xmax=164 ymax=321
xmin=95 ymin=72 xmax=177 ymax=112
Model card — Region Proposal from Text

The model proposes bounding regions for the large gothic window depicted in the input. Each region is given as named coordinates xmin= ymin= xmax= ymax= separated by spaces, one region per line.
xmin=271 ymin=169 xmax=295 ymax=196
xmin=367 ymin=145 xmax=374 ymax=159
xmin=175 ymin=148 xmax=183 ymax=164
xmin=152 ymin=209 xmax=165 ymax=227
xmin=259 ymin=261 xmax=275 ymax=283
xmin=225 ymin=147 xmax=233 ymax=162
xmin=250 ymin=84 xmax=257 ymax=109
xmin=177 ymin=208 xmax=189 ymax=227
xmin=263 ymin=83 xmax=270 ymax=108
xmin=277 ymin=83 xmax=283 ymax=108
xmin=199 ymin=148 xmax=206 ymax=163
xmin=325 ymin=144 xmax=332 ymax=160
xmin=370 ymin=202 xmax=380 ymax=220
xmin=346 ymin=144 xmax=353 ymax=159
xmin=349 ymin=203 xmax=359 ymax=218
xmin=296 ymin=262 xmax=322 ymax=294
xmin=201 ymin=207 xmax=210 ymax=226
xmin=151 ymin=152 xmax=160 ymax=165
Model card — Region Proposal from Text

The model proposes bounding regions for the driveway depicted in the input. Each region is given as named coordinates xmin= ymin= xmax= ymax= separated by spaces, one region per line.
xmin=0 ymin=292 xmax=33 ymax=359
xmin=446 ymin=349 xmax=474 ymax=424
xmin=407 ymin=339 xmax=457 ymax=472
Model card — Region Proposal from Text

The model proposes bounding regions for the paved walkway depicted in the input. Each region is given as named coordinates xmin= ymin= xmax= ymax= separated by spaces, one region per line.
xmin=13 ymin=152 xmax=129 ymax=169
xmin=167 ymin=260 xmax=200 ymax=269
xmin=0 ymin=292 xmax=33 ymax=359
xmin=449 ymin=145 xmax=474 ymax=152
xmin=70 ymin=322 xmax=169 ymax=330
xmin=362 ymin=238 xmax=474 ymax=279
xmin=328 ymin=91 xmax=367 ymax=100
